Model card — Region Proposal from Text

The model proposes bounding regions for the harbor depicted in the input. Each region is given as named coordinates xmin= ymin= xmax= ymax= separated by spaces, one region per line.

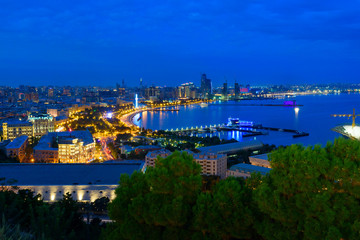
xmin=165 ymin=117 xmax=309 ymax=139
xmin=136 ymin=94 xmax=360 ymax=146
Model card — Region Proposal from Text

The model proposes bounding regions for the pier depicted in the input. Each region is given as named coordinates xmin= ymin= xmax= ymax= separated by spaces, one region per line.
xmin=165 ymin=123 xmax=309 ymax=138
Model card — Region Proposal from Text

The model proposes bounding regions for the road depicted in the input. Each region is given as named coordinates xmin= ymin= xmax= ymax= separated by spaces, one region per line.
xmin=99 ymin=138 xmax=115 ymax=161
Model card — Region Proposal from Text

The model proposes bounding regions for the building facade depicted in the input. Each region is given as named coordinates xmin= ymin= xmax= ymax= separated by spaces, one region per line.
xmin=6 ymin=135 xmax=29 ymax=162
xmin=145 ymin=150 xmax=227 ymax=179
xmin=28 ymin=113 xmax=55 ymax=138
xmin=33 ymin=130 xmax=95 ymax=163
xmin=2 ymin=121 xmax=33 ymax=141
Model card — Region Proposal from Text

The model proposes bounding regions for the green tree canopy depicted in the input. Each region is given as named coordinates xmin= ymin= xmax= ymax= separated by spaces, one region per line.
xmin=254 ymin=138 xmax=360 ymax=240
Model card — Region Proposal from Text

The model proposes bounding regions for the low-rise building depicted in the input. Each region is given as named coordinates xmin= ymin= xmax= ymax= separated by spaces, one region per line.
xmin=2 ymin=121 xmax=33 ymax=141
xmin=34 ymin=130 xmax=95 ymax=163
xmin=28 ymin=113 xmax=54 ymax=138
xmin=227 ymin=163 xmax=271 ymax=179
xmin=145 ymin=150 xmax=227 ymax=179
xmin=145 ymin=149 xmax=171 ymax=168
xmin=192 ymin=152 xmax=227 ymax=179
xmin=0 ymin=162 xmax=144 ymax=202
xmin=197 ymin=140 xmax=263 ymax=155
xmin=249 ymin=153 xmax=271 ymax=168
xmin=6 ymin=135 xmax=29 ymax=162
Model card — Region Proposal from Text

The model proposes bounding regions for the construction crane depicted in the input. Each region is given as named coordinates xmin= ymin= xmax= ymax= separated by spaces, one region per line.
xmin=331 ymin=108 xmax=360 ymax=128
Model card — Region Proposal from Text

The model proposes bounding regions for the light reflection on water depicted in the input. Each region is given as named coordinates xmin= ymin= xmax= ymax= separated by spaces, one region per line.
xmin=135 ymin=94 xmax=360 ymax=146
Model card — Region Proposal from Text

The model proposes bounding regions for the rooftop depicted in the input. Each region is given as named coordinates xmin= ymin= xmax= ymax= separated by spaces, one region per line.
xmin=229 ymin=163 xmax=271 ymax=175
xmin=0 ymin=163 xmax=144 ymax=186
xmin=3 ymin=119 xmax=32 ymax=126
xmin=34 ymin=130 xmax=94 ymax=151
xmin=249 ymin=153 xmax=269 ymax=161
xmin=6 ymin=136 xmax=28 ymax=149
xmin=198 ymin=140 xmax=263 ymax=154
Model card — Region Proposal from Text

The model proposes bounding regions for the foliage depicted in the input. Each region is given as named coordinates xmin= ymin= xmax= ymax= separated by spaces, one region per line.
xmin=106 ymin=151 xmax=257 ymax=240
xmin=0 ymin=189 xmax=104 ymax=240
xmin=254 ymin=138 xmax=360 ymax=240
xmin=0 ymin=217 xmax=34 ymax=240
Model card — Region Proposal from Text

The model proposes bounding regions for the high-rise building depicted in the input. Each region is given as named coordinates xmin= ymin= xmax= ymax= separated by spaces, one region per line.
xmin=223 ymin=82 xmax=228 ymax=97
xmin=178 ymin=82 xmax=195 ymax=99
xmin=200 ymin=74 xmax=212 ymax=99
xmin=234 ymin=82 xmax=240 ymax=98
xmin=145 ymin=86 xmax=161 ymax=101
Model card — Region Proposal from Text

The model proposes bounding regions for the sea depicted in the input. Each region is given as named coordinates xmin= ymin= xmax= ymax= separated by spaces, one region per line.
xmin=134 ymin=93 xmax=360 ymax=147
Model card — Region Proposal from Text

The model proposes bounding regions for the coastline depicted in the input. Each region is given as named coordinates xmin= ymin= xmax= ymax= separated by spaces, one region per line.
xmin=120 ymin=100 xmax=213 ymax=128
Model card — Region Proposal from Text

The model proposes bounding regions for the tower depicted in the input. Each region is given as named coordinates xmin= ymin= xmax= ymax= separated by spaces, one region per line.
xmin=200 ymin=74 xmax=212 ymax=99
xmin=234 ymin=81 xmax=240 ymax=98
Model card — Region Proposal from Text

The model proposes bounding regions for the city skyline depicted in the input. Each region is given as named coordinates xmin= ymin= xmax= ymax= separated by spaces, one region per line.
xmin=1 ymin=1 xmax=360 ymax=87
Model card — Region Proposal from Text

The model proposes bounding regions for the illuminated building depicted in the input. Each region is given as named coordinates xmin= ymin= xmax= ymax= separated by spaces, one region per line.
xmin=6 ymin=135 xmax=29 ymax=162
xmin=33 ymin=130 xmax=95 ymax=163
xmin=28 ymin=113 xmax=55 ymax=138
xmin=0 ymin=162 xmax=145 ymax=202
xmin=2 ymin=121 xmax=33 ymax=141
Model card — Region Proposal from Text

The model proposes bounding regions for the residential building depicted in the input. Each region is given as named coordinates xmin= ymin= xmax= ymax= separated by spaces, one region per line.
xmin=192 ymin=152 xmax=227 ymax=179
xmin=2 ymin=121 xmax=33 ymax=141
xmin=5 ymin=135 xmax=28 ymax=162
xmin=145 ymin=149 xmax=171 ymax=167
xmin=145 ymin=150 xmax=227 ymax=179
xmin=33 ymin=130 xmax=95 ymax=163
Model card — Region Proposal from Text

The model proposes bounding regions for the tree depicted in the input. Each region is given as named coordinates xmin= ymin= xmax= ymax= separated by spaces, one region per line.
xmin=106 ymin=151 xmax=202 ymax=240
xmin=254 ymin=138 xmax=360 ymax=240
xmin=193 ymin=177 xmax=258 ymax=240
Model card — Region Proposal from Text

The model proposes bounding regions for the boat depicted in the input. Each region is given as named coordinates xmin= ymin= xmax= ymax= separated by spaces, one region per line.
xmin=226 ymin=118 xmax=254 ymax=128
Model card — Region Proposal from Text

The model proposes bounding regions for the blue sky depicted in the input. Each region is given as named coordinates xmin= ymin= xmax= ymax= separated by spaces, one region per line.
xmin=1 ymin=0 xmax=360 ymax=87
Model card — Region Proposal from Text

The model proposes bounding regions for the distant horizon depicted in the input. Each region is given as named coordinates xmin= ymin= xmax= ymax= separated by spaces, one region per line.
xmin=1 ymin=1 xmax=360 ymax=87
xmin=1 ymin=80 xmax=360 ymax=89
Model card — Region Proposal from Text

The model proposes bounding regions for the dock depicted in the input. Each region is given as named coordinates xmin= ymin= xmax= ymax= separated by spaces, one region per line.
xmin=165 ymin=123 xmax=309 ymax=138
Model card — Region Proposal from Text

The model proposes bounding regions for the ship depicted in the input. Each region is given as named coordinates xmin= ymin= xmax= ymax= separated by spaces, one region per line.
xmin=227 ymin=118 xmax=255 ymax=128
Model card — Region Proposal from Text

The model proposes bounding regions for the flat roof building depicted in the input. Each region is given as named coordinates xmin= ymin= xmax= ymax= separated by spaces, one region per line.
xmin=0 ymin=162 xmax=144 ymax=202
xmin=198 ymin=140 xmax=263 ymax=155
xmin=146 ymin=150 xmax=227 ymax=179
xmin=227 ymin=163 xmax=271 ymax=179
xmin=33 ymin=130 xmax=95 ymax=163
xmin=249 ymin=153 xmax=271 ymax=168
xmin=6 ymin=135 xmax=29 ymax=162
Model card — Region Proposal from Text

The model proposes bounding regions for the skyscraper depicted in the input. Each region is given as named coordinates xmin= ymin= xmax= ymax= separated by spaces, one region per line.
xmin=200 ymin=74 xmax=212 ymax=99
xmin=222 ymin=82 xmax=228 ymax=98
xmin=234 ymin=82 xmax=240 ymax=98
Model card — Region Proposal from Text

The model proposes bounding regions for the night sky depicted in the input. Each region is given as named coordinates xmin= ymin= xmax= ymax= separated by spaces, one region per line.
xmin=1 ymin=0 xmax=360 ymax=87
